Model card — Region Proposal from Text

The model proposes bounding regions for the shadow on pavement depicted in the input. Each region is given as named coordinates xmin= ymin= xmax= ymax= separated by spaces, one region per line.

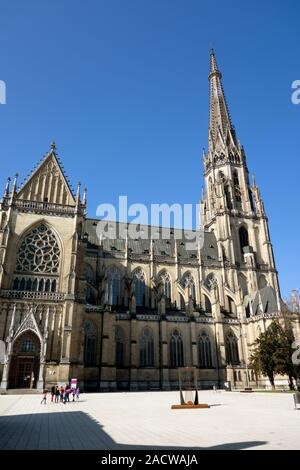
xmin=0 ymin=411 xmax=267 ymax=450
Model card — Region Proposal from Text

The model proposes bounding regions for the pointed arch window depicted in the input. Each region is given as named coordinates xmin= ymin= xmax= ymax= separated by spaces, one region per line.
xmin=248 ymin=188 xmax=255 ymax=211
xmin=224 ymin=184 xmax=232 ymax=210
xmin=133 ymin=268 xmax=146 ymax=307
xmin=13 ymin=223 xmax=60 ymax=293
xmin=106 ymin=267 xmax=120 ymax=306
xmin=115 ymin=327 xmax=124 ymax=368
xmin=86 ymin=286 xmax=96 ymax=304
xmin=239 ymin=226 xmax=249 ymax=254
xmin=16 ymin=223 xmax=60 ymax=274
xmin=179 ymin=293 xmax=186 ymax=311
xmin=181 ymin=272 xmax=196 ymax=302
xmin=198 ymin=331 xmax=213 ymax=368
xmin=38 ymin=279 xmax=44 ymax=292
xmin=225 ymin=331 xmax=240 ymax=365
xmin=204 ymin=294 xmax=212 ymax=314
xmin=158 ymin=271 xmax=171 ymax=300
xmin=14 ymin=331 xmax=40 ymax=355
xmin=20 ymin=338 xmax=37 ymax=353
xmin=139 ymin=328 xmax=154 ymax=367
xmin=233 ymin=170 xmax=241 ymax=203
xmin=170 ymin=329 xmax=184 ymax=368
xmin=85 ymin=264 xmax=95 ymax=285
xmin=245 ymin=301 xmax=251 ymax=318
xmin=84 ymin=320 xmax=97 ymax=366
xmin=26 ymin=278 xmax=32 ymax=291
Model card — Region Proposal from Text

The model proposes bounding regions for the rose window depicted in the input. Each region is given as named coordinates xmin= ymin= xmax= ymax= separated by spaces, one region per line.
xmin=16 ymin=224 xmax=60 ymax=274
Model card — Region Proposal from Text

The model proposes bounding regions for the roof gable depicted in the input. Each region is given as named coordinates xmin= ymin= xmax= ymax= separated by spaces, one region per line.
xmin=17 ymin=144 xmax=75 ymax=206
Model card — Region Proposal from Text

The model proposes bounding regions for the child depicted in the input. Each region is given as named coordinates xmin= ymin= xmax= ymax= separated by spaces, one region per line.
xmin=40 ymin=389 xmax=47 ymax=404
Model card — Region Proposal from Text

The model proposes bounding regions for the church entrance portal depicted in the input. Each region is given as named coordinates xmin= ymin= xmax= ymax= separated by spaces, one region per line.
xmin=8 ymin=332 xmax=41 ymax=389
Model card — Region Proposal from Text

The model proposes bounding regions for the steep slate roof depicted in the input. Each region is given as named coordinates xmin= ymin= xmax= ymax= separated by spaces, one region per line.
xmin=84 ymin=219 xmax=220 ymax=266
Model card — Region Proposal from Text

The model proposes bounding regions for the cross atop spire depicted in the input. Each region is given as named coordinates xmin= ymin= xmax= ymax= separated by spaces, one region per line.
xmin=208 ymin=49 xmax=235 ymax=151
xmin=50 ymin=141 xmax=57 ymax=155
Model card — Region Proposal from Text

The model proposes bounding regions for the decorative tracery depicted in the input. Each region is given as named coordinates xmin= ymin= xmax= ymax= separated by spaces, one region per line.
xmin=170 ymin=329 xmax=184 ymax=368
xmin=157 ymin=270 xmax=171 ymax=300
xmin=13 ymin=224 xmax=60 ymax=293
xmin=133 ymin=267 xmax=146 ymax=307
xmin=225 ymin=331 xmax=240 ymax=365
xmin=205 ymin=273 xmax=218 ymax=291
xmin=16 ymin=224 xmax=60 ymax=274
xmin=84 ymin=320 xmax=97 ymax=365
xmin=105 ymin=266 xmax=120 ymax=305
xmin=198 ymin=331 xmax=213 ymax=368
xmin=139 ymin=327 xmax=154 ymax=367
xmin=180 ymin=272 xmax=196 ymax=301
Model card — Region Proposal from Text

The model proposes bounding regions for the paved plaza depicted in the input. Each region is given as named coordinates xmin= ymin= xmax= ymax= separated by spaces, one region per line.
xmin=0 ymin=390 xmax=299 ymax=450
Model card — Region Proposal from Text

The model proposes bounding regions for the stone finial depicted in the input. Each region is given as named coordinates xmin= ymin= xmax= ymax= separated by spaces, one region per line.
xmin=3 ymin=176 xmax=11 ymax=198
xmin=12 ymin=173 xmax=18 ymax=187
xmin=10 ymin=174 xmax=18 ymax=202
xmin=201 ymin=187 xmax=205 ymax=202
xmin=8 ymin=304 xmax=16 ymax=338
xmin=76 ymin=181 xmax=81 ymax=197
xmin=82 ymin=187 xmax=87 ymax=206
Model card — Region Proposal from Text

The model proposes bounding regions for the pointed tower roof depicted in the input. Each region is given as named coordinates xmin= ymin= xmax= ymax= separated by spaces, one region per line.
xmin=208 ymin=49 xmax=235 ymax=151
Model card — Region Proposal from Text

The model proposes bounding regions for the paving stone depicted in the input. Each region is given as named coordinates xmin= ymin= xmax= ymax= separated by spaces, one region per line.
xmin=0 ymin=391 xmax=299 ymax=450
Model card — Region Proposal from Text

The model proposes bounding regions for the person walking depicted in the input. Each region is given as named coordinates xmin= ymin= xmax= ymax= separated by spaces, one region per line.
xmin=60 ymin=386 xmax=64 ymax=402
xmin=65 ymin=385 xmax=71 ymax=402
xmin=55 ymin=385 xmax=60 ymax=403
xmin=75 ymin=387 xmax=80 ymax=401
xmin=71 ymin=388 xmax=76 ymax=402
xmin=51 ymin=385 xmax=55 ymax=402
xmin=40 ymin=389 xmax=47 ymax=405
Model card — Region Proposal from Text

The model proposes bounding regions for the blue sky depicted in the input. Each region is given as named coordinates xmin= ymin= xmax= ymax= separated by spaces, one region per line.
xmin=0 ymin=0 xmax=299 ymax=297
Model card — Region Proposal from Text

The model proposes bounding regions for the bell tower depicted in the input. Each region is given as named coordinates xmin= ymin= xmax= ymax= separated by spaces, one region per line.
xmin=200 ymin=50 xmax=280 ymax=308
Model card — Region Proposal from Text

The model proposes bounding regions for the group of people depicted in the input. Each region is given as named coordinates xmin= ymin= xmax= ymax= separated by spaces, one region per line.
xmin=40 ymin=384 xmax=80 ymax=404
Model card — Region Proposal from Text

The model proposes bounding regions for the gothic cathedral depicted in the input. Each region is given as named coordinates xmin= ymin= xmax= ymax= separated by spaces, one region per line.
xmin=0 ymin=51 xmax=299 ymax=392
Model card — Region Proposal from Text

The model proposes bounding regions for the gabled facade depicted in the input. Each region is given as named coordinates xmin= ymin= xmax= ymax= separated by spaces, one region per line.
xmin=0 ymin=52 xmax=299 ymax=392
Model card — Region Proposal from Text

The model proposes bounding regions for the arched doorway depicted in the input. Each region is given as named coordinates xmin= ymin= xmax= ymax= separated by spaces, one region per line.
xmin=8 ymin=331 xmax=41 ymax=389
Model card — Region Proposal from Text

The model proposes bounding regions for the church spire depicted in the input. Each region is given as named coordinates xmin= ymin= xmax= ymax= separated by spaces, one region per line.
xmin=208 ymin=49 xmax=235 ymax=151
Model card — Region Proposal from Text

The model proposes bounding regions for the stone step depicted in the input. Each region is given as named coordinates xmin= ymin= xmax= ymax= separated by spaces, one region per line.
xmin=1 ymin=388 xmax=40 ymax=395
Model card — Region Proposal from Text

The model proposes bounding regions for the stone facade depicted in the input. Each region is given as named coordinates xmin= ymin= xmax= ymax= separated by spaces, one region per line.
xmin=0 ymin=51 xmax=299 ymax=392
